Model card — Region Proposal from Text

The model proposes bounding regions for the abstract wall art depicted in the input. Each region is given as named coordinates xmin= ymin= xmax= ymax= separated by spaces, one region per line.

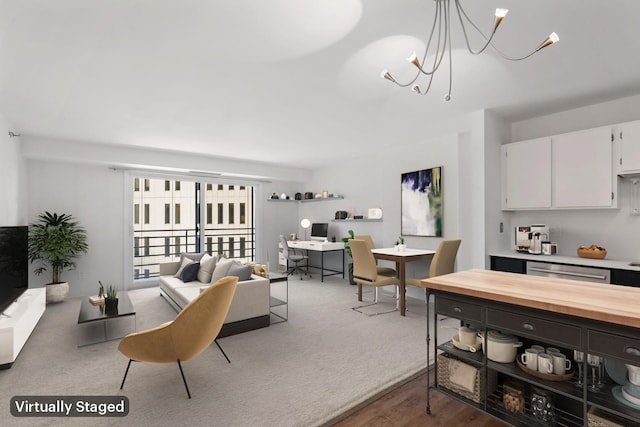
xmin=401 ymin=166 xmax=443 ymax=237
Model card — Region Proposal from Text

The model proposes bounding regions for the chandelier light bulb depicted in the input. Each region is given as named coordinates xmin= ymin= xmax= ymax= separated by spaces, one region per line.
xmin=380 ymin=69 xmax=396 ymax=82
xmin=549 ymin=32 xmax=560 ymax=43
xmin=494 ymin=8 xmax=508 ymax=27
xmin=444 ymin=94 xmax=451 ymax=101
xmin=406 ymin=52 xmax=421 ymax=69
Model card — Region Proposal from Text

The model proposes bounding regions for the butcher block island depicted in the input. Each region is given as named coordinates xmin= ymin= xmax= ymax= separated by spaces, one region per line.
xmin=421 ymin=269 xmax=640 ymax=427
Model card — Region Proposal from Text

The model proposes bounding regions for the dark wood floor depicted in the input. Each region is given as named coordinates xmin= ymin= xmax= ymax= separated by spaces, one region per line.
xmin=330 ymin=370 xmax=506 ymax=427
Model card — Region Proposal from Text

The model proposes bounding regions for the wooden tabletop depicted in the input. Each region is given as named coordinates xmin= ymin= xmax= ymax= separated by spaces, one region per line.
xmin=421 ymin=269 xmax=640 ymax=328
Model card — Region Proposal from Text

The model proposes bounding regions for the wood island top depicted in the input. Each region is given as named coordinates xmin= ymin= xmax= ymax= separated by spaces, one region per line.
xmin=421 ymin=269 xmax=640 ymax=328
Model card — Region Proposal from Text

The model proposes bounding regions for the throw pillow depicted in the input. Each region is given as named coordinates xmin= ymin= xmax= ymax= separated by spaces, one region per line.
xmin=228 ymin=262 xmax=253 ymax=281
xmin=179 ymin=261 xmax=200 ymax=282
xmin=174 ymin=257 xmax=193 ymax=278
xmin=197 ymin=253 xmax=216 ymax=283
xmin=211 ymin=257 xmax=234 ymax=283
xmin=179 ymin=252 xmax=205 ymax=264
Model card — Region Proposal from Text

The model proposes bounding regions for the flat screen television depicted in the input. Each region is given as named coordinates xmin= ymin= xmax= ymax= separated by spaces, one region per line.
xmin=0 ymin=226 xmax=29 ymax=314
xmin=310 ymin=223 xmax=328 ymax=241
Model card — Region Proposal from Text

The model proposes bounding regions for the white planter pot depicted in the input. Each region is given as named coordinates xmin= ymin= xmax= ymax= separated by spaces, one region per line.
xmin=397 ymin=244 xmax=407 ymax=252
xmin=46 ymin=282 xmax=69 ymax=303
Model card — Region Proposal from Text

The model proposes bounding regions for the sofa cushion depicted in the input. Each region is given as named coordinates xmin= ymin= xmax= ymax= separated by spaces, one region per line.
xmin=180 ymin=252 xmax=205 ymax=264
xmin=174 ymin=257 xmax=193 ymax=278
xmin=197 ymin=253 xmax=217 ymax=283
xmin=211 ymin=257 xmax=234 ymax=283
xmin=179 ymin=261 xmax=200 ymax=282
xmin=228 ymin=262 xmax=253 ymax=281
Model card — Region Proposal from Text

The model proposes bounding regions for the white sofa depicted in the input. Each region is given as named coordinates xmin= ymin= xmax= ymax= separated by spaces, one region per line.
xmin=159 ymin=260 xmax=270 ymax=337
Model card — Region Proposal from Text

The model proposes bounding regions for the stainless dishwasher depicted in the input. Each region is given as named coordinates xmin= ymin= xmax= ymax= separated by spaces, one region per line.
xmin=527 ymin=261 xmax=610 ymax=284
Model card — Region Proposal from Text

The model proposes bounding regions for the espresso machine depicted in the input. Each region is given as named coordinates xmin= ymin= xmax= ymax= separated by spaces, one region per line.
xmin=515 ymin=224 xmax=549 ymax=254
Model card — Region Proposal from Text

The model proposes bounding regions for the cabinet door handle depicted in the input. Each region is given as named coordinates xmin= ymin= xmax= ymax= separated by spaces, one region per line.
xmin=626 ymin=347 xmax=640 ymax=357
xmin=453 ymin=307 xmax=462 ymax=313
xmin=522 ymin=322 xmax=535 ymax=331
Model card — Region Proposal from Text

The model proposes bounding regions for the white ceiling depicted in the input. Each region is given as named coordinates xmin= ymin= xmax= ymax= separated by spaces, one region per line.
xmin=2 ymin=0 xmax=640 ymax=169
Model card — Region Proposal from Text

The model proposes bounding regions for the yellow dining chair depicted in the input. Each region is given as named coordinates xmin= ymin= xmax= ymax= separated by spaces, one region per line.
xmin=406 ymin=239 xmax=462 ymax=289
xmin=118 ymin=276 xmax=238 ymax=398
xmin=354 ymin=234 xmax=397 ymax=277
xmin=349 ymin=239 xmax=400 ymax=316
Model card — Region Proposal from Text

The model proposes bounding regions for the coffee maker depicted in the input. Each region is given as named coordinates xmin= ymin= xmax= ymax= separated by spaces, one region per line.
xmin=514 ymin=224 xmax=549 ymax=254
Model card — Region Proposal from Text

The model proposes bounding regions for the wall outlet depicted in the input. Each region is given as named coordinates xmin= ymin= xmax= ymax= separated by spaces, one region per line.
xmin=499 ymin=222 xmax=503 ymax=233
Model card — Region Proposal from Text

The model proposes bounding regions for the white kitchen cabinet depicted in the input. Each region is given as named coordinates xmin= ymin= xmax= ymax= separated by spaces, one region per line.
xmin=552 ymin=126 xmax=615 ymax=208
xmin=616 ymin=120 xmax=640 ymax=175
xmin=501 ymin=137 xmax=552 ymax=209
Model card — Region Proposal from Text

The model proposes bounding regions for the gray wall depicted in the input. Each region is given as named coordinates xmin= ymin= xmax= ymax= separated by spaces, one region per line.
xmin=0 ymin=113 xmax=26 ymax=226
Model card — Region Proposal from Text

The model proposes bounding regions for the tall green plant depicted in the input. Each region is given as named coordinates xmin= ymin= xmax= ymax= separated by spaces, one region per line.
xmin=28 ymin=212 xmax=88 ymax=284
xmin=341 ymin=229 xmax=355 ymax=257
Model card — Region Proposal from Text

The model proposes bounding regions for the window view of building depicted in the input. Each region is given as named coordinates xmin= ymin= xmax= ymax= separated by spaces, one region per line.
xmin=133 ymin=177 xmax=255 ymax=279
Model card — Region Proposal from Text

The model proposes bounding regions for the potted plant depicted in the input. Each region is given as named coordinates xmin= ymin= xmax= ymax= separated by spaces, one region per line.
xmin=341 ymin=229 xmax=356 ymax=285
xmin=28 ymin=211 xmax=88 ymax=303
xmin=395 ymin=236 xmax=406 ymax=252
xmin=104 ymin=285 xmax=118 ymax=314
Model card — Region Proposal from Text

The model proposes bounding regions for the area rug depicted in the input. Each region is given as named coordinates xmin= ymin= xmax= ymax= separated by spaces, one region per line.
xmin=0 ymin=276 xmax=455 ymax=427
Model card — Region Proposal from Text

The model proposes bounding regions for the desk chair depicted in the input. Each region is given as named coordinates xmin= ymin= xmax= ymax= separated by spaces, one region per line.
xmin=118 ymin=276 xmax=237 ymax=399
xmin=280 ymin=235 xmax=310 ymax=280
xmin=349 ymin=239 xmax=400 ymax=316
xmin=354 ymin=234 xmax=397 ymax=277
xmin=406 ymin=239 xmax=461 ymax=292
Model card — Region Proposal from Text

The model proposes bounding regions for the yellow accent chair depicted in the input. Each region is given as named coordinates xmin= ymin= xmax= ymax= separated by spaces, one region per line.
xmin=349 ymin=239 xmax=400 ymax=316
xmin=118 ymin=276 xmax=238 ymax=398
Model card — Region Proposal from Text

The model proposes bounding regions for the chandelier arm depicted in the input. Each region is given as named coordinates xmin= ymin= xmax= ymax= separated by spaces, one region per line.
xmin=488 ymin=37 xmax=555 ymax=61
xmin=415 ymin=0 xmax=447 ymax=76
xmin=454 ymin=0 xmax=499 ymax=55
xmin=445 ymin=0 xmax=452 ymax=101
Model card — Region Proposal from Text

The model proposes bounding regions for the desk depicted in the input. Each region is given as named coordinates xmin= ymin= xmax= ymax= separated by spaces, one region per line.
xmin=371 ymin=248 xmax=435 ymax=316
xmin=287 ymin=240 xmax=344 ymax=282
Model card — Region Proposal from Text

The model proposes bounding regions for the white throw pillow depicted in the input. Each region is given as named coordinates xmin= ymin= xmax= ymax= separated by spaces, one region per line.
xmin=197 ymin=253 xmax=217 ymax=283
xmin=211 ymin=257 xmax=234 ymax=283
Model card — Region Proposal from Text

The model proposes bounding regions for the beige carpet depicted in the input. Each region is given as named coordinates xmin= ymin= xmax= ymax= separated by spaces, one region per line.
xmin=0 ymin=276 xmax=455 ymax=427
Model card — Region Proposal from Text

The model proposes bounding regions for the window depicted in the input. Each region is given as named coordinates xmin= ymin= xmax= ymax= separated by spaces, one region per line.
xmin=206 ymin=203 xmax=213 ymax=224
xmin=218 ymin=185 xmax=223 ymax=191
xmin=240 ymin=203 xmax=246 ymax=224
xmin=240 ymin=186 xmax=245 ymax=190
xmin=132 ymin=176 xmax=255 ymax=279
xmin=229 ymin=185 xmax=234 ymax=190
xmin=134 ymin=204 xmax=140 ymax=224
xmin=134 ymin=178 xmax=140 ymax=192
xmin=144 ymin=179 xmax=150 ymax=191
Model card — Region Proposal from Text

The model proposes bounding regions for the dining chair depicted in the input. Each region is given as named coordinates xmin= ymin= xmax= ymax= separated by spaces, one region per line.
xmin=349 ymin=239 xmax=400 ymax=316
xmin=280 ymin=234 xmax=310 ymax=279
xmin=118 ymin=276 xmax=238 ymax=398
xmin=406 ymin=239 xmax=462 ymax=290
xmin=354 ymin=234 xmax=397 ymax=277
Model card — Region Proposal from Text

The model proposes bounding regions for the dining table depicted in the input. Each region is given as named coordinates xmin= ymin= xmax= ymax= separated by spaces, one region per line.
xmin=371 ymin=247 xmax=436 ymax=316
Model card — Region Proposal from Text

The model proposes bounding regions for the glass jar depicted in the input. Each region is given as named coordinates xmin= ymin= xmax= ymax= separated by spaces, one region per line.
xmin=531 ymin=386 xmax=555 ymax=422
xmin=503 ymin=381 xmax=525 ymax=413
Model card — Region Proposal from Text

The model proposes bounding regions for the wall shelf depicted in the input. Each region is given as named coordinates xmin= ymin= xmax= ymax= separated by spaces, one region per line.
xmin=331 ymin=219 xmax=382 ymax=223
xmin=267 ymin=196 xmax=344 ymax=203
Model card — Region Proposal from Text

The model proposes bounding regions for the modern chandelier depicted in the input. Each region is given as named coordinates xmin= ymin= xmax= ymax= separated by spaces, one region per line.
xmin=380 ymin=0 xmax=559 ymax=101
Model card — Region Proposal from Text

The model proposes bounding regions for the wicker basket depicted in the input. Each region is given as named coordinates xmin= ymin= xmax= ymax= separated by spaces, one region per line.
xmin=577 ymin=248 xmax=607 ymax=259
xmin=437 ymin=353 xmax=497 ymax=404
xmin=588 ymin=407 xmax=626 ymax=427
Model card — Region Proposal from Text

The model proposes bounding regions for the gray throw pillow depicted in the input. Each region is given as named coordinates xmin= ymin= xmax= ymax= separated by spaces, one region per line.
xmin=179 ymin=261 xmax=200 ymax=283
xmin=180 ymin=252 xmax=205 ymax=264
xmin=228 ymin=262 xmax=253 ymax=281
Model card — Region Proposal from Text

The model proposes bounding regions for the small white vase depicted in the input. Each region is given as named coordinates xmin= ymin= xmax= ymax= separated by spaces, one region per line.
xmin=46 ymin=282 xmax=69 ymax=303
xmin=397 ymin=244 xmax=407 ymax=252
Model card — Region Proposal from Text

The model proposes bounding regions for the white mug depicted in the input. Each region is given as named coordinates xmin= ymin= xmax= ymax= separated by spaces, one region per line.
xmin=537 ymin=353 xmax=554 ymax=374
xmin=552 ymin=353 xmax=571 ymax=375
xmin=520 ymin=348 xmax=540 ymax=371
xmin=458 ymin=327 xmax=478 ymax=346
xmin=531 ymin=345 xmax=545 ymax=353
xmin=546 ymin=347 xmax=561 ymax=355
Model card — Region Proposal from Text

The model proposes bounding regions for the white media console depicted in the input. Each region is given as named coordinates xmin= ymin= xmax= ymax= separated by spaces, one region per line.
xmin=0 ymin=288 xmax=46 ymax=368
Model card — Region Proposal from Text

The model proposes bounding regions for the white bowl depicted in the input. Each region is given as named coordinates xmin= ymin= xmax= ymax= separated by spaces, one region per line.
xmin=622 ymin=384 xmax=640 ymax=406
xmin=626 ymin=364 xmax=640 ymax=386
xmin=452 ymin=334 xmax=482 ymax=353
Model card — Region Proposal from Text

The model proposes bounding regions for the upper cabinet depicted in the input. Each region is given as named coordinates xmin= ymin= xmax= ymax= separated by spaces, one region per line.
xmin=501 ymin=138 xmax=552 ymax=210
xmin=502 ymin=125 xmax=618 ymax=210
xmin=615 ymin=120 xmax=640 ymax=175
xmin=552 ymin=126 xmax=614 ymax=208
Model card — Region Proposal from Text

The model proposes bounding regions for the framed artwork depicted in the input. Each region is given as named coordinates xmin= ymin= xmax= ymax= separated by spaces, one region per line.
xmin=401 ymin=166 xmax=442 ymax=237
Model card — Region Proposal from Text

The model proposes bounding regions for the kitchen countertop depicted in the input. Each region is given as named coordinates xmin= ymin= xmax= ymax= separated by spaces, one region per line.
xmin=421 ymin=269 xmax=640 ymax=328
xmin=490 ymin=250 xmax=640 ymax=272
